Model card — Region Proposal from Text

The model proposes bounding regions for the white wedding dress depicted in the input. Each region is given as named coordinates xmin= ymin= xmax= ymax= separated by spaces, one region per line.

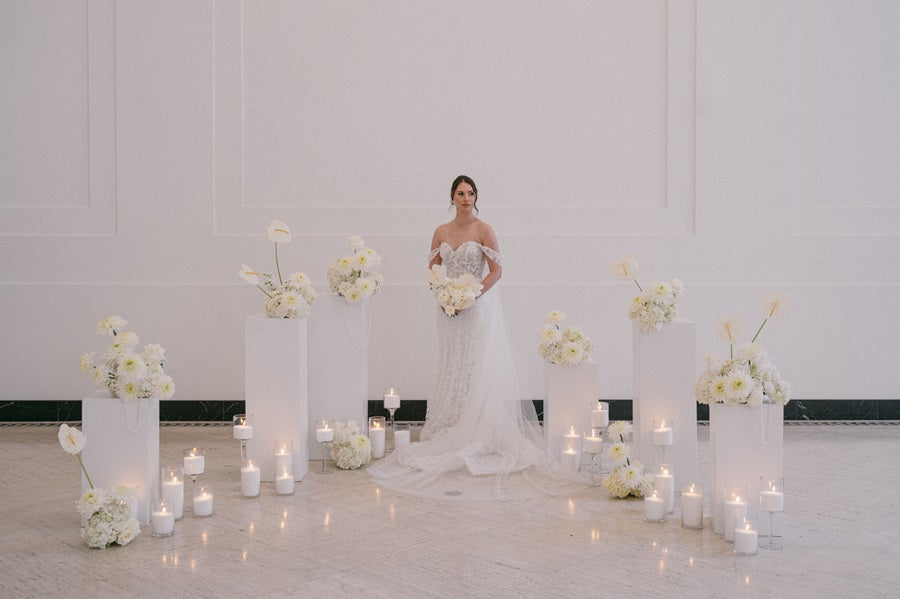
xmin=369 ymin=241 xmax=578 ymax=500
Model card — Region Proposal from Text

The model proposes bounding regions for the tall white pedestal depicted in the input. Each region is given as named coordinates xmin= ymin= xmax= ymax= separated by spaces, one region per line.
xmin=81 ymin=390 xmax=159 ymax=525
xmin=545 ymin=362 xmax=599 ymax=458
xmin=709 ymin=403 xmax=783 ymax=534
xmin=632 ymin=320 xmax=698 ymax=487
xmin=245 ymin=316 xmax=309 ymax=482
xmin=308 ymin=296 xmax=369 ymax=456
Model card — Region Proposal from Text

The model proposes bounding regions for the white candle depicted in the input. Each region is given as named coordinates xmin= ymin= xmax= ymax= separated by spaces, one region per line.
xmin=655 ymin=468 xmax=675 ymax=514
xmin=582 ymin=434 xmax=603 ymax=454
xmin=384 ymin=392 xmax=400 ymax=410
xmin=760 ymin=490 xmax=784 ymax=512
xmin=652 ymin=421 xmax=674 ymax=446
xmin=232 ymin=423 xmax=253 ymax=440
xmin=275 ymin=471 xmax=294 ymax=495
xmin=644 ymin=492 xmax=665 ymax=521
xmin=590 ymin=407 xmax=609 ymax=428
xmin=733 ymin=522 xmax=758 ymax=555
xmin=161 ymin=477 xmax=184 ymax=519
xmin=394 ymin=429 xmax=410 ymax=451
xmin=151 ymin=506 xmax=175 ymax=536
xmin=241 ymin=462 xmax=261 ymax=497
xmin=316 ymin=426 xmax=333 ymax=443
xmin=560 ymin=449 xmax=579 ymax=471
xmin=369 ymin=425 xmax=385 ymax=459
xmin=681 ymin=486 xmax=703 ymax=528
xmin=274 ymin=449 xmax=293 ymax=473
xmin=183 ymin=454 xmax=205 ymax=476
xmin=723 ymin=496 xmax=748 ymax=542
xmin=193 ymin=492 xmax=214 ymax=517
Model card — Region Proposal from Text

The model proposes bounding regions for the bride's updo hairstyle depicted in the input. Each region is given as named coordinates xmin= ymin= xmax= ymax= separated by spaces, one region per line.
xmin=450 ymin=175 xmax=479 ymax=214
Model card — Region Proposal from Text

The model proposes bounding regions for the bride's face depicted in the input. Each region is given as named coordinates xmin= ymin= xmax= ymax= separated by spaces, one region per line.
xmin=452 ymin=182 xmax=477 ymax=213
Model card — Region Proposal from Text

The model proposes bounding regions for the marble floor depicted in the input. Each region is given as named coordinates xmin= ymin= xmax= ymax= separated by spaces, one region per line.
xmin=1 ymin=423 xmax=898 ymax=598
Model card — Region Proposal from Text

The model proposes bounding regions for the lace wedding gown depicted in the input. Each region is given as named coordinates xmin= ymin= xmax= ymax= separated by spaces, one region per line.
xmin=369 ymin=241 xmax=576 ymax=499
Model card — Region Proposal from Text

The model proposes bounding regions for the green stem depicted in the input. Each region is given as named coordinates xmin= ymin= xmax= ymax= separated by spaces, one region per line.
xmin=750 ymin=318 xmax=768 ymax=344
xmin=77 ymin=453 xmax=94 ymax=489
xmin=633 ymin=279 xmax=643 ymax=292
xmin=274 ymin=243 xmax=283 ymax=286
xmin=730 ymin=343 xmax=733 ymax=360
xmin=257 ymin=285 xmax=273 ymax=299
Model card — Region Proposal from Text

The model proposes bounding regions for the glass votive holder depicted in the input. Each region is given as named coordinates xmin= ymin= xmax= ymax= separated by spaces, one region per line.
xmin=723 ymin=484 xmax=749 ymax=542
xmin=369 ymin=416 xmax=386 ymax=459
xmin=151 ymin=499 xmax=175 ymax=537
xmin=240 ymin=458 xmax=261 ymax=498
xmin=681 ymin=483 xmax=704 ymax=529
xmin=589 ymin=400 xmax=609 ymax=428
xmin=383 ymin=387 xmax=401 ymax=410
xmin=160 ymin=466 xmax=184 ymax=520
xmin=393 ymin=422 xmax=411 ymax=451
xmin=276 ymin=463 xmax=295 ymax=495
xmin=193 ymin=483 xmax=214 ymax=517
xmin=644 ymin=489 xmax=665 ymax=522
xmin=581 ymin=429 xmax=603 ymax=455
xmin=274 ymin=440 xmax=293 ymax=472
xmin=182 ymin=447 xmax=206 ymax=476
xmin=315 ymin=418 xmax=334 ymax=443
xmin=656 ymin=464 xmax=675 ymax=514
xmin=232 ymin=413 xmax=253 ymax=440
xmin=651 ymin=418 xmax=674 ymax=446
xmin=733 ymin=516 xmax=758 ymax=556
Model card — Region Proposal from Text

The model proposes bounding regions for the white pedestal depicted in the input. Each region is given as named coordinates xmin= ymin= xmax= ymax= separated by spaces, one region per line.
xmin=308 ymin=296 xmax=369 ymax=456
xmin=81 ymin=390 xmax=159 ymax=525
xmin=709 ymin=402 xmax=783 ymax=534
xmin=245 ymin=316 xmax=310 ymax=482
xmin=632 ymin=320 xmax=698 ymax=487
xmin=545 ymin=362 xmax=599 ymax=458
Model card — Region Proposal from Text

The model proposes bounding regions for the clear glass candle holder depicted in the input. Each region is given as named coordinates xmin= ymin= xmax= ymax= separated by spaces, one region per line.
xmin=723 ymin=483 xmax=749 ymax=542
xmin=315 ymin=418 xmax=333 ymax=474
xmin=581 ymin=428 xmax=604 ymax=480
xmin=151 ymin=499 xmax=175 ymax=537
xmin=656 ymin=464 xmax=675 ymax=514
xmin=589 ymin=400 xmax=609 ymax=429
xmin=681 ymin=482 xmax=704 ymax=529
xmin=192 ymin=483 xmax=214 ymax=517
xmin=275 ymin=462 xmax=295 ymax=495
xmin=644 ymin=489 xmax=665 ymax=522
xmin=369 ymin=416 xmax=386 ymax=459
xmin=274 ymin=440 xmax=293 ymax=474
xmin=393 ymin=422 xmax=411 ymax=452
xmin=160 ymin=465 xmax=184 ymax=520
xmin=733 ymin=515 xmax=758 ymax=556
xmin=759 ymin=476 xmax=785 ymax=550
xmin=240 ymin=458 xmax=261 ymax=498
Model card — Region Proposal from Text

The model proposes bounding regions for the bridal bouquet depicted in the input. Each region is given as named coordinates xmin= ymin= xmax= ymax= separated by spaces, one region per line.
xmin=240 ymin=220 xmax=317 ymax=318
xmin=330 ymin=421 xmax=372 ymax=470
xmin=602 ymin=421 xmax=652 ymax=499
xmin=58 ymin=424 xmax=141 ymax=548
xmin=611 ymin=254 xmax=684 ymax=332
xmin=327 ymin=236 xmax=384 ymax=303
xmin=537 ymin=311 xmax=594 ymax=365
xmin=694 ymin=292 xmax=792 ymax=407
xmin=79 ymin=316 xmax=175 ymax=401
xmin=426 ymin=264 xmax=483 ymax=317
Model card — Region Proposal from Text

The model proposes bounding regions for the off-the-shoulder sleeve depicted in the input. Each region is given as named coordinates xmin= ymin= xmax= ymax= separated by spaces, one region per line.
xmin=428 ymin=247 xmax=441 ymax=261
xmin=481 ymin=245 xmax=502 ymax=265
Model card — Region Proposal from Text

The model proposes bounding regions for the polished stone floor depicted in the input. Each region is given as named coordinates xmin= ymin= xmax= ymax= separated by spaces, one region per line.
xmin=1 ymin=423 xmax=898 ymax=598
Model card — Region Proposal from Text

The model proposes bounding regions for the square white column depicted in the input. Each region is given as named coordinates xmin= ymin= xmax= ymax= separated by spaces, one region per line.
xmin=81 ymin=390 xmax=159 ymax=525
xmin=545 ymin=361 xmax=599 ymax=458
xmin=245 ymin=315 xmax=309 ymax=481
xmin=632 ymin=320 xmax=698 ymax=487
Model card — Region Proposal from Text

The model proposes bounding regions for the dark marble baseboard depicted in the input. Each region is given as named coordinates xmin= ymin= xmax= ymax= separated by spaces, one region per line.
xmin=2 ymin=399 xmax=899 ymax=423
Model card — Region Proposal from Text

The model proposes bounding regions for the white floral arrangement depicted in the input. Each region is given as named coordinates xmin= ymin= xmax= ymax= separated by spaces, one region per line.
xmin=602 ymin=421 xmax=651 ymax=499
xmin=695 ymin=292 xmax=792 ymax=407
xmin=426 ymin=264 xmax=483 ymax=317
xmin=330 ymin=421 xmax=372 ymax=470
xmin=611 ymin=254 xmax=684 ymax=332
xmin=240 ymin=220 xmax=317 ymax=318
xmin=79 ymin=316 xmax=175 ymax=401
xmin=58 ymin=424 xmax=141 ymax=548
xmin=537 ymin=310 xmax=594 ymax=365
xmin=326 ymin=236 xmax=384 ymax=303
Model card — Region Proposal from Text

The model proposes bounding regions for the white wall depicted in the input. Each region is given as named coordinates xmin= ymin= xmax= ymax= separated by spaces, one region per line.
xmin=2 ymin=0 xmax=898 ymax=405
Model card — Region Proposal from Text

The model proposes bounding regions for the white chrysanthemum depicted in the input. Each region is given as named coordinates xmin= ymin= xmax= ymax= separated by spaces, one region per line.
xmin=116 ymin=519 xmax=141 ymax=546
xmin=353 ymin=251 xmax=370 ymax=270
xmin=737 ymin=342 xmax=768 ymax=364
xmin=143 ymin=344 xmax=165 ymax=362
xmin=117 ymin=380 xmax=140 ymax=401
xmin=610 ymin=253 xmax=638 ymax=280
xmin=725 ymin=371 xmax=753 ymax=402
xmin=266 ymin=220 xmax=291 ymax=243
xmin=539 ymin=324 xmax=562 ymax=344
xmin=239 ymin=264 xmax=260 ymax=285
xmin=357 ymin=277 xmax=376 ymax=297
xmin=91 ymin=367 xmax=106 ymax=386
xmin=609 ymin=442 xmax=628 ymax=465
xmin=79 ymin=352 xmax=95 ymax=374
xmin=155 ymin=375 xmax=175 ymax=400
xmin=76 ymin=487 xmax=108 ymax=518
xmin=547 ymin=310 xmax=565 ymax=323
xmin=710 ymin=375 xmax=729 ymax=403
xmin=671 ymin=278 xmax=685 ymax=295
xmin=607 ymin=421 xmax=633 ymax=440
xmin=715 ymin=315 xmax=742 ymax=345
xmin=762 ymin=291 xmax=790 ymax=321
xmin=562 ymin=342 xmax=584 ymax=365
xmin=114 ymin=331 xmax=139 ymax=350
xmin=652 ymin=281 xmax=674 ymax=297
xmin=345 ymin=286 xmax=363 ymax=303
xmin=747 ymin=388 xmax=764 ymax=407
xmin=117 ymin=354 xmax=148 ymax=382
xmin=97 ymin=316 xmax=127 ymax=336
xmin=289 ymin=272 xmax=311 ymax=287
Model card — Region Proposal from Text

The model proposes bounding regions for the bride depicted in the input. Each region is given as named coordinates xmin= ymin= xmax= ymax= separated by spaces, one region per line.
xmin=369 ymin=176 xmax=576 ymax=499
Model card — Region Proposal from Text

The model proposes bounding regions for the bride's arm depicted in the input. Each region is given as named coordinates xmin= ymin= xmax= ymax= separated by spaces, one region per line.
xmin=429 ymin=227 xmax=443 ymax=268
xmin=479 ymin=224 xmax=502 ymax=296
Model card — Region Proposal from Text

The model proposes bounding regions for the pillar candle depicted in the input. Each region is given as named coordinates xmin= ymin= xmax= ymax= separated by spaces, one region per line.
xmin=590 ymin=406 xmax=609 ymax=428
xmin=233 ymin=423 xmax=253 ymax=440
xmin=193 ymin=492 xmax=214 ymax=517
xmin=723 ymin=496 xmax=748 ymax=542
xmin=394 ymin=429 xmax=410 ymax=451
xmin=384 ymin=392 xmax=400 ymax=410
xmin=644 ymin=491 xmax=665 ymax=522
xmin=183 ymin=453 xmax=205 ymax=476
xmin=733 ymin=521 xmax=758 ymax=555
xmin=582 ymin=432 xmax=603 ymax=454
xmin=274 ymin=448 xmax=293 ymax=473
xmin=760 ymin=489 xmax=784 ymax=512
xmin=241 ymin=462 xmax=261 ymax=497
xmin=161 ymin=477 xmax=184 ymax=519
xmin=151 ymin=505 xmax=175 ymax=536
xmin=275 ymin=469 xmax=294 ymax=495
xmin=652 ymin=420 xmax=674 ymax=446
xmin=560 ymin=449 xmax=579 ymax=471
xmin=655 ymin=467 xmax=675 ymax=513
xmin=369 ymin=425 xmax=385 ymax=459
xmin=316 ymin=426 xmax=333 ymax=443
xmin=681 ymin=485 xmax=704 ymax=529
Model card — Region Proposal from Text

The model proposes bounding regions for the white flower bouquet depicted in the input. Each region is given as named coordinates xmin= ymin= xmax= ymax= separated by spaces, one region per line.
xmin=330 ymin=421 xmax=372 ymax=470
xmin=327 ymin=236 xmax=384 ymax=303
xmin=537 ymin=310 xmax=594 ymax=365
xmin=58 ymin=424 xmax=141 ymax=548
xmin=426 ymin=264 xmax=483 ymax=317
xmin=611 ymin=254 xmax=684 ymax=332
xmin=240 ymin=220 xmax=317 ymax=318
xmin=694 ymin=293 xmax=792 ymax=407
xmin=602 ymin=421 xmax=652 ymax=499
xmin=79 ymin=316 xmax=175 ymax=401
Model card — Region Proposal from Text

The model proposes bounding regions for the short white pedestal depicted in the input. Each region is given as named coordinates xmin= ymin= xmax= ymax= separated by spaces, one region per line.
xmin=81 ymin=390 xmax=159 ymax=525
xmin=308 ymin=296 xmax=369 ymax=456
xmin=245 ymin=316 xmax=310 ymax=482
xmin=709 ymin=403 xmax=784 ymax=534
xmin=545 ymin=362 xmax=599 ymax=459
xmin=632 ymin=321 xmax=698 ymax=486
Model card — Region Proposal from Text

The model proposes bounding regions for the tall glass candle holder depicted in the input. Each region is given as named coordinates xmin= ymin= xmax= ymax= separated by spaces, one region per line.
xmin=240 ymin=458 xmax=261 ymax=498
xmin=393 ymin=422 xmax=411 ymax=452
xmin=151 ymin=499 xmax=175 ymax=537
xmin=182 ymin=447 xmax=206 ymax=511
xmin=383 ymin=387 xmax=401 ymax=445
xmin=759 ymin=476 xmax=784 ymax=550
xmin=369 ymin=416 xmax=386 ymax=459
xmin=656 ymin=464 xmax=675 ymax=514
xmin=723 ymin=483 xmax=749 ymax=542
xmin=644 ymin=489 xmax=665 ymax=522
xmin=274 ymin=440 xmax=293 ymax=474
xmin=589 ymin=400 xmax=609 ymax=429
xmin=681 ymin=483 xmax=703 ymax=529
xmin=232 ymin=414 xmax=253 ymax=460
xmin=314 ymin=418 xmax=333 ymax=474
xmin=733 ymin=516 xmax=758 ymax=555
xmin=581 ymin=428 xmax=604 ymax=481
xmin=276 ymin=463 xmax=295 ymax=495
xmin=160 ymin=465 xmax=184 ymax=520
xmin=560 ymin=426 xmax=581 ymax=471
xmin=651 ymin=418 xmax=674 ymax=463
xmin=193 ymin=482 xmax=214 ymax=517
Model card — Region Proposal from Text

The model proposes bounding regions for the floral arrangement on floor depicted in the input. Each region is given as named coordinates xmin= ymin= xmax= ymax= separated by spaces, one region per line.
xmin=326 ymin=236 xmax=384 ymax=303
xmin=537 ymin=310 xmax=594 ymax=365
xmin=330 ymin=421 xmax=373 ymax=470
xmin=58 ymin=424 xmax=141 ymax=548
xmin=426 ymin=264 xmax=483 ymax=317
xmin=610 ymin=253 xmax=684 ymax=332
xmin=602 ymin=421 xmax=651 ymax=498
xmin=694 ymin=292 xmax=792 ymax=407
xmin=240 ymin=219 xmax=317 ymax=318
xmin=79 ymin=316 xmax=175 ymax=401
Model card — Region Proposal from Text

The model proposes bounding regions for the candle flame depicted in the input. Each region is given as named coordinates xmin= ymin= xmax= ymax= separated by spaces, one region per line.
xmin=690 ymin=484 xmax=695 ymax=493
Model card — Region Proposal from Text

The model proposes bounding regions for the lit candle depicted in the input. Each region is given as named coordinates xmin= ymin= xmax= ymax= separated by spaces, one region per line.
xmin=582 ymin=430 xmax=603 ymax=454
xmin=384 ymin=389 xmax=400 ymax=410
xmin=723 ymin=495 xmax=748 ymax=542
xmin=644 ymin=490 xmax=665 ymax=522
xmin=193 ymin=491 xmax=214 ymax=517
xmin=681 ymin=484 xmax=703 ymax=529
xmin=161 ymin=474 xmax=184 ymax=519
xmin=274 ymin=442 xmax=293 ymax=473
xmin=316 ymin=425 xmax=333 ymax=443
xmin=652 ymin=420 xmax=674 ymax=446
xmin=560 ymin=448 xmax=579 ymax=471
xmin=760 ymin=488 xmax=784 ymax=512
xmin=590 ymin=403 xmax=609 ymax=428
xmin=369 ymin=419 xmax=385 ymax=459
xmin=275 ymin=468 xmax=294 ymax=495
xmin=655 ymin=465 xmax=675 ymax=514
xmin=232 ymin=420 xmax=253 ymax=440
xmin=151 ymin=502 xmax=175 ymax=536
xmin=241 ymin=460 xmax=261 ymax=497
xmin=183 ymin=450 xmax=205 ymax=476
xmin=733 ymin=520 xmax=758 ymax=555
xmin=394 ymin=428 xmax=410 ymax=451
